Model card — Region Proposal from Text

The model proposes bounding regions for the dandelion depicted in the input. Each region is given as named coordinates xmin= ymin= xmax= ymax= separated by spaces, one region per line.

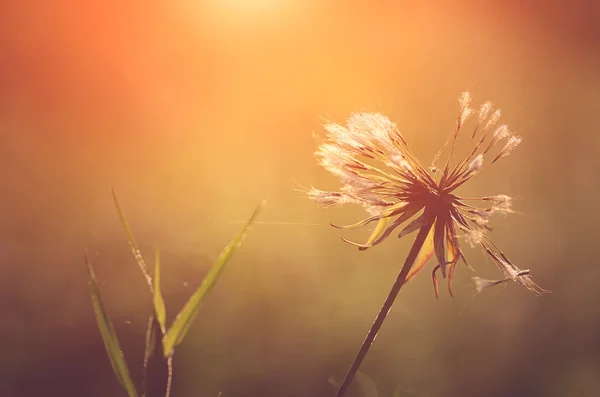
xmin=308 ymin=92 xmax=548 ymax=397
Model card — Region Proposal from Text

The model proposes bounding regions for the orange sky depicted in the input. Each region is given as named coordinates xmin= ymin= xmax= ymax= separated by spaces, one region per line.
xmin=2 ymin=1 xmax=600 ymax=396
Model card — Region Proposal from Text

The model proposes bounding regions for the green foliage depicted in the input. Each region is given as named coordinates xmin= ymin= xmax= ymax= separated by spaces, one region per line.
xmin=153 ymin=246 xmax=167 ymax=334
xmin=143 ymin=315 xmax=159 ymax=374
xmin=111 ymin=189 xmax=153 ymax=291
xmin=85 ymin=252 xmax=139 ymax=397
xmin=87 ymin=191 xmax=264 ymax=396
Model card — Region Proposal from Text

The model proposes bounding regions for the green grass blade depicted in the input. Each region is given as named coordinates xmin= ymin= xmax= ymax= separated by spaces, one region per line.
xmin=142 ymin=315 xmax=156 ymax=395
xmin=143 ymin=315 xmax=157 ymax=368
xmin=162 ymin=201 xmax=265 ymax=357
xmin=85 ymin=253 xmax=139 ymax=397
xmin=153 ymin=245 xmax=167 ymax=333
xmin=143 ymin=314 xmax=172 ymax=397
xmin=111 ymin=189 xmax=153 ymax=292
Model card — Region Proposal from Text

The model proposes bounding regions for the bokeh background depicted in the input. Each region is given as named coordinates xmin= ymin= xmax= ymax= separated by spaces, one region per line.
xmin=2 ymin=1 xmax=600 ymax=396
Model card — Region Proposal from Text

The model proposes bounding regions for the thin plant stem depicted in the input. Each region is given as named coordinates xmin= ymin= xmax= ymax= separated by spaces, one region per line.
xmin=335 ymin=220 xmax=432 ymax=397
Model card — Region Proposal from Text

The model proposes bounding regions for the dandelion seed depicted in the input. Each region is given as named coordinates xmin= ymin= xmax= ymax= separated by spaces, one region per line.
xmin=306 ymin=188 xmax=345 ymax=207
xmin=472 ymin=277 xmax=507 ymax=294
xmin=471 ymin=215 xmax=489 ymax=228
xmin=486 ymin=194 xmax=512 ymax=206
xmin=467 ymin=154 xmax=484 ymax=174
xmin=493 ymin=135 xmax=523 ymax=163
xmin=484 ymin=109 xmax=502 ymax=132
xmin=493 ymin=125 xmax=511 ymax=140
xmin=458 ymin=92 xmax=473 ymax=125
xmin=478 ymin=101 xmax=493 ymax=123
xmin=464 ymin=229 xmax=485 ymax=247
xmin=472 ymin=269 xmax=531 ymax=294
xmin=472 ymin=101 xmax=494 ymax=138
xmin=470 ymin=208 xmax=493 ymax=218
xmin=388 ymin=154 xmax=412 ymax=171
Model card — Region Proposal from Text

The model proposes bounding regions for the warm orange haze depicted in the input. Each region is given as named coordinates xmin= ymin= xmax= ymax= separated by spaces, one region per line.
xmin=1 ymin=1 xmax=600 ymax=396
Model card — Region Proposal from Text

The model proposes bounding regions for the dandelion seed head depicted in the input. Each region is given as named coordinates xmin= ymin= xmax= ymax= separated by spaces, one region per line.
xmin=308 ymin=91 xmax=547 ymax=298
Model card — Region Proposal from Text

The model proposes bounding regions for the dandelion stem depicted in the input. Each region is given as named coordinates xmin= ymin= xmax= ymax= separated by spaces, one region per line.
xmin=335 ymin=220 xmax=432 ymax=397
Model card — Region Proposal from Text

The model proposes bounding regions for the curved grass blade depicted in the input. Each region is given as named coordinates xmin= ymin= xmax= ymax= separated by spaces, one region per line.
xmin=142 ymin=315 xmax=156 ymax=395
xmin=112 ymin=189 xmax=153 ymax=293
xmin=143 ymin=315 xmax=157 ymax=375
xmin=162 ymin=201 xmax=265 ymax=357
xmin=153 ymin=246 xmax=166 ymax=333
xmin=85 ymin=252 xmax=138 ymax=397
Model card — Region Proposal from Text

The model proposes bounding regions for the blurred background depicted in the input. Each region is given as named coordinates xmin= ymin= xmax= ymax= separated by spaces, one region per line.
xmin=1 ymin=1 xmax=600 ymax=396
